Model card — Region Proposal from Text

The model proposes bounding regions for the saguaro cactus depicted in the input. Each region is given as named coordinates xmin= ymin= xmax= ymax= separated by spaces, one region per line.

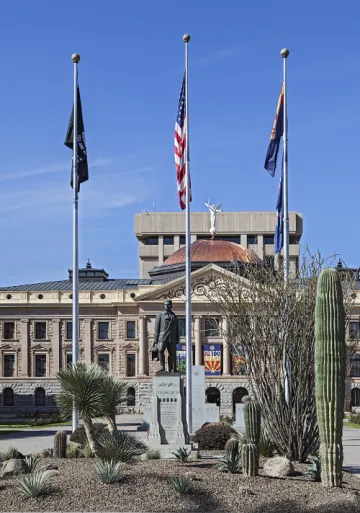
xmin=242 ymin=399 xmax=261 ymax=476
xmin=54 ymin=430 xmax=67 ymax=458
xmin=315 ymin=268 xmax=346 ymax=487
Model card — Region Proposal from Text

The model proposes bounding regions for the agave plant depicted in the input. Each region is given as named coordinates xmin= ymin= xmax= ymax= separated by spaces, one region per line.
xmin=15 ymin=472 xmax=53 ymax=499
xmin=170 ymin=476 xmax=191 ymax=494
xmin=216 ymin=451 xmax=242 ymax=474
xmin=93 ymin=460 xmax=122 ymax=484
xmin=41 ymin=447 xmax=54 ymax=458
xmin=147 ymin=449 xmax=161 ymax=460
xmin=172 ymin=447 xmax=191 ymax=463
xmin=306 ymin=456 xmax=321 ymax=482
xmin=56 ymin=362 xmax=107 ymax=455
xmin=0 ymin=446 xmax=24 ymax=461
xmin=22 ymin=454 xmax=40 ymax=474
xmin=100 ymin=375 xmax=128 ymax=433
xmin=259 ymin=428 xmax=276 ymax=458
xmin=97 ymin=431 xmax=147 ymax=462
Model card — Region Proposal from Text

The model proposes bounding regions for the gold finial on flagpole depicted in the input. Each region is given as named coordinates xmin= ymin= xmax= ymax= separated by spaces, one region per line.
xmin=280 ymin=48 xmax=289 ymax=58
xmin=183 ymin=34 xmax=190 ymax=43
xmin=72 ymin=54 xmax=80 ymax=63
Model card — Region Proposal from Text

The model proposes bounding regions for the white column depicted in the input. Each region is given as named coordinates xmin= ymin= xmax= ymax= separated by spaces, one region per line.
xmin=20 ymin=319 xmax=29 ymax=377
xmin=51 ymin=319 xmax=60 ymax=375
xmin=194 ymin=316 xmax=202 ymax=365
xmin=84 ymin=319 xmax=92 ymax=363
xmin=139 ymin=316 xmax=147 ymax=376
xmin=222 ymin=317 xmax=231 ymax=376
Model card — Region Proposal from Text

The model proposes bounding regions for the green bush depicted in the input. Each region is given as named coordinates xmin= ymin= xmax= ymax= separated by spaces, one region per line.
xmin=22 ymin=455 xmax=40 ymax=474
xmin=306 ymin=456 xmax=321 ymax=482
xmin=93 ymin=460 xmax=122 ymax=484
xmin=220 ymin=415 xmax=234 ymax=426
xmin=97 ymin=431 xmax=147 ymax=462
xmin=69 ymin=423 xmax=108 ymax=447
xmin=350 ymin=414 xmax=360 ymax=425
xmin=15 ymin=472 xmax=53 ymax=499
xmin=0 ymin=446 xmax=24 ymax=461
xmin=259 ymin=428 xmax=276 ymax=457
xmin=146 ymin=449 xmax=161 ymax=460
xmin=172 ymin=447 xmax=191 ymax=462
xmin=216 ymin=451 xmax=242 ymax=474
xmin=193 ymin=423 xmax=238 ymax=450
xmin=66 ymin=443 xmax=82 ymax=459
xmin=170 ymin=476 xmax=191 ymax=494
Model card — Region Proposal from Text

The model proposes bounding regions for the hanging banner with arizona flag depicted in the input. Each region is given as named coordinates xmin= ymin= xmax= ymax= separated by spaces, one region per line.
xmin=204 ymin=344 xmax=222 ymax=376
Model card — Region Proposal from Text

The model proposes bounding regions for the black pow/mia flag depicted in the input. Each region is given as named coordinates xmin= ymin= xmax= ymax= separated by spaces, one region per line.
xmin=64 ymin=85 xmax=89 ymax=191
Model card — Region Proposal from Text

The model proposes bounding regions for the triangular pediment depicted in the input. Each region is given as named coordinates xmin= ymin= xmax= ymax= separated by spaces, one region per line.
xmin=31 ymin=344 xmax=49 ymax=351
xmin=94 ymin=344 xmax=112 ymax=352
xmin=135 ymin=263 xmax=251 ymax=302
xmin=124 ymin=343 xmax=137 ymax=350
xmin=0 ymin=343 xmax=17 ymax=351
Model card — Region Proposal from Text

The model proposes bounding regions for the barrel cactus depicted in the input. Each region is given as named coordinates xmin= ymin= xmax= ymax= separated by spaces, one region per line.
xmin=242 ymin=399 xmax=261 ymax=476
xmin=54 ymin=430 xmax=67 ymax=458
xmin=225 ymin=438 xmax=239 ymax=459
xmin=242 ymin=443 xmax=259 ymax=477
xmin=315 ymin=268 xmax=346 ymax=487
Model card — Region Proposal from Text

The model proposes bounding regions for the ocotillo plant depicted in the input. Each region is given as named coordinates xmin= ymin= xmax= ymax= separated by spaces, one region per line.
xmin=242 ymin=399 xmax=261 ymax=476
xmin=315 ymin=268 xmax=346 ymax=487
xmin=54 ymin=430 xmax=67 ymax=458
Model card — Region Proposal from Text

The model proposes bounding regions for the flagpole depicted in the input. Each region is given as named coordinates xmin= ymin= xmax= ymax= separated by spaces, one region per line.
xmin=281 ymin=48 xmax=290 ymax=282
xmin=281 ymin=48 xmax=291 ymax=407
xmin=183 ymin=33 xmax=192 ymax=437
xmin=71 ymin=53 xmax=80 ymax=432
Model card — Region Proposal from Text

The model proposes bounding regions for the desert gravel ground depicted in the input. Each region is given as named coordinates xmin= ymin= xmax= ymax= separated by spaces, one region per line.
xmin=1 ymin=458 xmax=360 ymax=513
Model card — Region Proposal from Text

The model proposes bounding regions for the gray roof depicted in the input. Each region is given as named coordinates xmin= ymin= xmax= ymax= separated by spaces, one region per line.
xmin=0 ymin=279 xmax=152 ymax=292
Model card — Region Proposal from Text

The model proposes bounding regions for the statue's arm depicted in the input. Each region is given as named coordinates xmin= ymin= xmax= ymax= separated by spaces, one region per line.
xmin=175 ymin=315 xmax=180 ymax=344
xmin=154 ymin=314 xmax=161 ymax=345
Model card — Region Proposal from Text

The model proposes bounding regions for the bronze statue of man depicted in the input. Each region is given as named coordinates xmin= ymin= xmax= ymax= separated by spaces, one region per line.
xmin=152 ymin=299 xmax=179 ymax=372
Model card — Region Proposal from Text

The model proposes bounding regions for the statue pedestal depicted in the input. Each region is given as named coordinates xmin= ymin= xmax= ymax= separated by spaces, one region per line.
xmin=147 ymin=372 xmax=192 ymax=458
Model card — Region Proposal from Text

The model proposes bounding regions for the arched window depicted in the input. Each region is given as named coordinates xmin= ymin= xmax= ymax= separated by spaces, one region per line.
xmin=35 ymin=387 xmax=45 ymax=407
xmin=3 ymin=387 xmax=14 ymax=407
xmin=352 ymin=388 xmax=360 ymax=407
xmin=205 ymin=387 xmax=221 ymax=406
xmin=127 ymin=387 xmax=136 ymax=407
xmin=232 ymin=387 xmax=249 ymax=414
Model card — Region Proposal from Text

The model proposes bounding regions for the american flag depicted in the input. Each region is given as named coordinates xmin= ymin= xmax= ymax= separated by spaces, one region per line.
xmin=174 ymin=74 xmax=191 ymax=210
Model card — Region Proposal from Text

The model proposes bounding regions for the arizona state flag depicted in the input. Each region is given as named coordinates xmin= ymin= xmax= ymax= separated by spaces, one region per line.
xmin=264 ymin=82 xmax=284 ymax=177
xmin=64 ymin=85 xmax=89 ymax=190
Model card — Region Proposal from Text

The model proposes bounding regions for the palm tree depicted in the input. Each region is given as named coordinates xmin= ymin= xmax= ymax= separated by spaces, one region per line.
xmin=56 ymin=362 xmax=106 ymax=455
xmin=101 ymin=375 xmax=128 ymax=433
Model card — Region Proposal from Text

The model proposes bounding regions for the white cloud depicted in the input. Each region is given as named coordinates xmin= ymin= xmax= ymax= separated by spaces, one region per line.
xmin=0 ymin=157 xmax=115 ymax=182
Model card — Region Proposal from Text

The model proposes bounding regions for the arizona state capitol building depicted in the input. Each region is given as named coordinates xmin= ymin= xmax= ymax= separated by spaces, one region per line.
xmin=4 ymin=207 xmax=350 ymax=417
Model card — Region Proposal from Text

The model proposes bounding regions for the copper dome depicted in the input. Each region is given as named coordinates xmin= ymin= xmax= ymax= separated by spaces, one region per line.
xmin=163 ymin=239 xmax=263 ymax=266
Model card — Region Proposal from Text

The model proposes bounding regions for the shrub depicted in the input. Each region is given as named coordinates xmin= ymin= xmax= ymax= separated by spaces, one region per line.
xmin=147 ymin=449 xmax=161 ymax=460
xmin=220 ymin=415 xmax=234 ymax=425
xmin=97 ymin=431 xmax=147 ymax=463
xmin=350 ymin=414 xmax=360 ymax=425
xmin=22 ymin=455 xmax=40 ymax=474
xmin=170 ymin=476 xmax=191 ymax=494
xmin=93 ymin=460 xmax=122 ymax=484
xmin=172 ymin=447 xmax=191 ymax=463
xmin=0 ymin=446 xmax=24 ymax=461
xmin=193 ymin=422 xmax=238 ymax=450
xmin=41 ymin=447 xmax=54 ymax=458
xmin=216 ymin=451 xmax=242 ymax=474
xmin=66 ymin=443 xmax=82 ymax=459
xmin=259 ymin=428 xmax=276 ymax=458
xmin=69 ymin=423 xmax=108 ymax=447
xmin=306 ymin=456 xmax=321 ymax=482
xmin=15 ymin=472 xmax=53 ymax=499
xmin=82 ymin=441 xmax=95 ymax=458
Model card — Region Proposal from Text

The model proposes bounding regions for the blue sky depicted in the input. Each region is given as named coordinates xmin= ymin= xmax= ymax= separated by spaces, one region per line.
xmin=1 ymin=0 xmax=360 ymax=286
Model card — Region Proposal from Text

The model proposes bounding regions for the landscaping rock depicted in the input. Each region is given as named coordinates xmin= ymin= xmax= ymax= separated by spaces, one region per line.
xmin=263 ymin=456 xmax=294 ymax=478
xmin=1 ymin=458 xmax=24 ymax=477
xmin=43 ymin=469 xmax=60 ymax=479
xmin=42 ymin=463 xmax=59 ymax=471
